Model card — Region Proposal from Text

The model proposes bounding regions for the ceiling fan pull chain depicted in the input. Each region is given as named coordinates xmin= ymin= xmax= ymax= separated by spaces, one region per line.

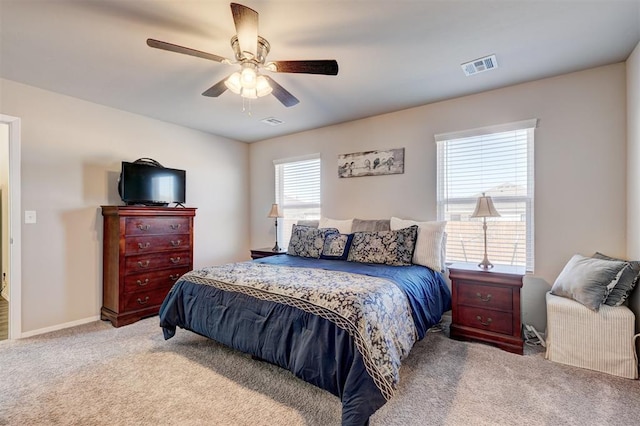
xmin=242 ymin=97 xmax=252 ymax=116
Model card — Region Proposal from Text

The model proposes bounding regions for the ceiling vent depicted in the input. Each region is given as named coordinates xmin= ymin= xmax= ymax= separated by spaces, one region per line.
xmin=461 ymin=54 xmax=498 ymax=76
xmin=261 ymin=117 xmax=284 ymax=126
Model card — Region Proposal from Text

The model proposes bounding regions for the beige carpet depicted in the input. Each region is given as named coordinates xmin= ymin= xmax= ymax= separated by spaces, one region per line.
xmin=1 ymin=317 xmax=638 ymax=425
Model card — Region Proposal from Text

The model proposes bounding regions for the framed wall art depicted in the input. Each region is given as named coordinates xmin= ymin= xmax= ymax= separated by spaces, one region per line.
xmin=338 ymin=148 xmax=405 ymax=178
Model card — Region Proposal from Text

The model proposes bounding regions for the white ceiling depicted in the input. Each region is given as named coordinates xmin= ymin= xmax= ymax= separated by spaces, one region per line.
xmin=1 ymin=0 xmax=639 ymax=143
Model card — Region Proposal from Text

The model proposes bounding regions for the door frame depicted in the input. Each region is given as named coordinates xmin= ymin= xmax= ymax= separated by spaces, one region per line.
xmin=0 ymin=114 xmax=21 ymax=339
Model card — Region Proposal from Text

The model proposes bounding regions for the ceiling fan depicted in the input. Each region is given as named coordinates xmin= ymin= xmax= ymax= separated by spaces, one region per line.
xmin=146 ymin=2 xmax=339 ymax=107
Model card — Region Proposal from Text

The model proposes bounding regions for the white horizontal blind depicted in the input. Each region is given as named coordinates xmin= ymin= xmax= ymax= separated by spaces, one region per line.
xmin=436 ymin=121 xmax=536 ymax=271
xmin=275 ymin=154 xmax=321 ymax=248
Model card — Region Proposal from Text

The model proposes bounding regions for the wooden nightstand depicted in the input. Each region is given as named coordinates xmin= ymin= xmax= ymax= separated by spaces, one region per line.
xmin=448 ymin=262 xmax=525 ymax=355
xmin=250 ymin=247 xmax=288 ymax=260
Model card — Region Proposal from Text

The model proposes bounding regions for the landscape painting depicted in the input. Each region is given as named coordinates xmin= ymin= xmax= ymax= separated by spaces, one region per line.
xmin=338 ymin=148 xmax=405 ymax=178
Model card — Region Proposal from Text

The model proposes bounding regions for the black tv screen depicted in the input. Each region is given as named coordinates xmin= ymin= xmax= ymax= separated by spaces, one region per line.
xmin=119 ymin=161 xmax=186 ymax=206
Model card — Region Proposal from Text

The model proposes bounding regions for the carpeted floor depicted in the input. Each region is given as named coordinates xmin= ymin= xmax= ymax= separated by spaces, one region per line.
xmin=1 ymin=317 xmax=638 ymax=425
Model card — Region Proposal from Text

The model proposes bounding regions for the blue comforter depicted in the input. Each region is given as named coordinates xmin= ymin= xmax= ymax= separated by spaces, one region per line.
xmin=159 ymin=255 xmax=451 ymax=425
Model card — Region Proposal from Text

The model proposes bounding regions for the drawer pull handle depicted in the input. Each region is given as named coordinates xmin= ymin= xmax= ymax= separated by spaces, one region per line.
xmin=136 ymin=278 xmax=149 ymax=287
xmin=169 ymin=274 xmax=180 ymax=281
xmin=476 ymin=315 xmax=492 ymax=326
xmin=137 ymin=296 xmax=150 ymax=305
xmin=170 ymin=224 xmax=181 ymax=230
xmin=137 ymin=260 xmax=150 ymax=268
xmin=137 ymin=224 xmax=151 ymax=231
xmin=138 ymin=242 xmax=151 ymax=249
xmin=476 ymin=292 xmax=492 ymax=302
xmin=170 ymin=257 xmax=181 ymax=264
xmin=170 ymin=240 xmax=182 ymax=247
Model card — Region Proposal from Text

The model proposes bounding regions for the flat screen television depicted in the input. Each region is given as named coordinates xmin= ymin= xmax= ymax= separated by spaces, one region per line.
xmin=118 ymin=161 xmax=186 ymax=206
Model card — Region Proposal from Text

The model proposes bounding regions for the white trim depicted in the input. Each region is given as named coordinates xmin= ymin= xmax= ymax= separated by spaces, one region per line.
xmin=434 ymin=118 xmax=539 ymax=142
xmin=19 ymin=315 xmax=100 ymax=339
xmin=273 ymin=152 xmax=320 ymax=165
xmin=0 ymin=114 xmax=21 ymax=339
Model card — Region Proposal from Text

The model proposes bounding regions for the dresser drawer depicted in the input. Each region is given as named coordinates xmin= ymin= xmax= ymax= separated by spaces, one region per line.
xmin=457 ymin=282 xmax=513 ymax=311
xmin=124 ymin=234 xmax=190 ymax=254
xmin=125 ymin=217 xmax=190 ymax=236
xmin=457 ymin=306 xmax=513 ymax=335
xmin=125 ymin=251 xmax=191 ymax=274
xmin=122 ymin=285 xmax=173 ymax=311
xmin=123 ymin=267 xmax=191 ymax=293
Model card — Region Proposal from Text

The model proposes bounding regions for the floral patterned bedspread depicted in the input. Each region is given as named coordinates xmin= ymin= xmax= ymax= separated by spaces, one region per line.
xmin=183 ymin=261 xmax=417 ymax=400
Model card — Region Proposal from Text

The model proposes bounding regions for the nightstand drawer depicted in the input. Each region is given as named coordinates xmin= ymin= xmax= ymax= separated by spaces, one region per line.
xmin=457 ymin=282 xmax=513 ymax=311
xmin=457 ymin=306 xmax=513 ymax=335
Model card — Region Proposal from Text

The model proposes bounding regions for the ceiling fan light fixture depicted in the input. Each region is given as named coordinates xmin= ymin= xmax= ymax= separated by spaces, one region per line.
xmin=240 ymin=63 xmax=257 ymax=89
xmin=256 ymin=75 xmax=272 ymax=97
xmin=241 ymin=87 xmax=258 ymax=99
xmin=225 ymin=72 xmax=242 ymax=94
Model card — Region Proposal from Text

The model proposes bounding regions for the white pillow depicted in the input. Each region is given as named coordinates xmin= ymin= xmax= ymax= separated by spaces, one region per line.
xmin=319 ymin=217 xmax=353 ymax=234
xmin=390 ymin=217 xmax=447 ymax=272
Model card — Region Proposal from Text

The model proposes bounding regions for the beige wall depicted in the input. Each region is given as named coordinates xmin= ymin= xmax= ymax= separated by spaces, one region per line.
xmin=626 ymin=41 xmax=640 ymax=337
xmin=250 ymin=64 xmax=628 ymax=330
xmin=0 ymin=78 xmax=250 ymax=333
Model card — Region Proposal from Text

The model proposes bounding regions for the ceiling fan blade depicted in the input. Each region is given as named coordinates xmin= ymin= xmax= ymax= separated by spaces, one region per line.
xmin=202 ymin=77 xmax=230 ymax=97
xmin=270 ymin=60 xmax=339 ymax=76
xmin=230 ymin=3 xmax=258 ymax=58
xmin=263 ymin=76 xmax=299 ymax=107
xmin=147 ymin=39 xmax=227 ymax=63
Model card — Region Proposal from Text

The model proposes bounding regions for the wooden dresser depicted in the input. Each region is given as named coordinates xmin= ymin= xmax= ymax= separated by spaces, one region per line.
xmin=101 ymin=206 xmax=196 ymax=327
xmin=448 ymin=263 xmax=525 ymax=354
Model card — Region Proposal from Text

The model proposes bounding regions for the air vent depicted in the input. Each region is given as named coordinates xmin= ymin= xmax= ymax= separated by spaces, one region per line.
xmin=461 ymin=54 xmax=498 ymax=76
xmin=261 ymin=117 xmax=284 ymax=126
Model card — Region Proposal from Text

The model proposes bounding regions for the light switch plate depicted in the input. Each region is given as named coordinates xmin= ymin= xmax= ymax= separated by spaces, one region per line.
xmin=25 ymin=210 xmax=37 ymax=224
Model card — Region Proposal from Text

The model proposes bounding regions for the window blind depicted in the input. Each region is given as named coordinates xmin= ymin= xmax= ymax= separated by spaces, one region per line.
xmin=436 ymin=120 xmax=537 ymax=272
xmin=274 ymin=154 xmax=321 ymax=247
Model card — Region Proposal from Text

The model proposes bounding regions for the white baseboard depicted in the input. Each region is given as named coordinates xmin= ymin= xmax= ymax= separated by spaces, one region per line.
xmin=19 ymin=315 xmax=101 ymax=339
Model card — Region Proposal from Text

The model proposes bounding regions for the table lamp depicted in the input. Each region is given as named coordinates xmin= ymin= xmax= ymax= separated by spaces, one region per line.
xmin=470 ymin=193 xmax=501 ymax=270
xmin=267 ymin=203 xmax=284 ymax=252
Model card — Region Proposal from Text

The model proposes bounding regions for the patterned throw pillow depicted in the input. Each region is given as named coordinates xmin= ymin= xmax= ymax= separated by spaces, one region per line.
xmin=287 ymin=225 xmax=338 ymax=258
xmin=390 ymin=217 xmax=446 ymax=272
xmin=347 ymin=225 xmax=418 ymax=266
xmin=320 ymin=233 xmax=355 ymax=260
xmin=593 ymin=252 xmax=640 ymax=306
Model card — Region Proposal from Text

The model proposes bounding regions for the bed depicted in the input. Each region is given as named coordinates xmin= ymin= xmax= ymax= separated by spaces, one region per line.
xmin=159 ymin=223 xmax=451 ymax=425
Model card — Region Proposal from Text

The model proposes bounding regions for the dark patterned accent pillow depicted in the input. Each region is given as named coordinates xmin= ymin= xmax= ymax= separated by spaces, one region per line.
xmin=287 ymin=225 xmax=338 ymax=258
xmin=320 ymin=233 xmax=355 ymax=260
xmin=593 ymin=252 xmax=640 ymax=306
xmin=347 ymin=225 xmax=418 ymax=266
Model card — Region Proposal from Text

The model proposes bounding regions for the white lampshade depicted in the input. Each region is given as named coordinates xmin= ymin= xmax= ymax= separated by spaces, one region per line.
xmin=224 ymin=72 xmax=242 ymax=94
xmin=256 ymin=75 xmax=273 ymax=97
xmin=240 ymin=65 xmax=257 ymax=89
xmin=267 ymin=203 xmax=283 ymax=218
xmin=471 ymin=193 xmax=501 ymax=218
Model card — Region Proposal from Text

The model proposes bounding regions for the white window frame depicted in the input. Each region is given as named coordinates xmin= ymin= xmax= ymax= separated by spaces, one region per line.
xmin=274 ymin=153 xmax=321 ymax=248
xmin=435 ymin=119 xmax=537 ymax=272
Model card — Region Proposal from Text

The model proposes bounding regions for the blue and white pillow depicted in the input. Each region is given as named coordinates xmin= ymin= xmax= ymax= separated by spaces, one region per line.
xmin=288 ymin=225 xmax=339 ymax=258
xmin=347 ymin=225 xmax=418 ymax=266
xmin=321 ymin=233 xmax=354 ymax=260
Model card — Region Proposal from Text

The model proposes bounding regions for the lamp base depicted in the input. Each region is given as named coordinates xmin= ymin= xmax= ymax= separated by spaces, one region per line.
xmin=477 ymin=257 xmax=494 ymax=270
xmin=272 ymin=243 xmax=281 ymax=252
